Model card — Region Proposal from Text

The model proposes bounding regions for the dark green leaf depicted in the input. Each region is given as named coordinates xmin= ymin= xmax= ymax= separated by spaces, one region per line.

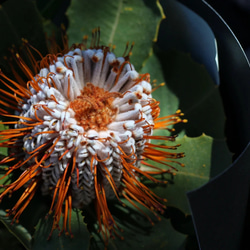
xmin=32 ymin=210 xmax=90 ymax=250
xmin=0 ymin=0 xmax=48 ymax=72
xmin=158 ymin=0 xmax=219 ymax=85
xmin=81 ymin=135 xmax=231 ymax=249
xmin=147 ymin=135 xmax=232 ymax=213
xmin=177 ymin=0 xmax=250 ymax=156
xmin=187 ymin=142 xmax=250 ymax=250
xmin=0 ymin=210 xmax=31 ymax=250
xmin=36 ymin=0 xmax=70 ymax=22
xmin=141 ymin=48 xmax=226 ymax=139
xmin=83 ymin=199 xmax=187 ymax=250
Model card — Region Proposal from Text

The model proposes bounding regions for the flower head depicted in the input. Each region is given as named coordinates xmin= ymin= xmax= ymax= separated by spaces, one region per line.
xmin=0 ymin=30 xmax=186 ymax=244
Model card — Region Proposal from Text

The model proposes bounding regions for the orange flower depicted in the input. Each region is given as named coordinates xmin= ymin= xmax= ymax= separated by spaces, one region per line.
xmin=0 ymin=30 xmax=186 ymax=245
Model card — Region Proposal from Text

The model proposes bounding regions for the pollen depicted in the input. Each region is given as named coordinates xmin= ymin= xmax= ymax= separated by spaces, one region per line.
xmin=69 ymin=83 xmax=121 ymax=131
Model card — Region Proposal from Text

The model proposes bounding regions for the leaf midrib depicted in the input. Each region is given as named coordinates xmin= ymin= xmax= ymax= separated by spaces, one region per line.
xmin=176 ymin=171 xmax=209 ymax=180
xmin=108 ymin=0 xmax=123 ymax=44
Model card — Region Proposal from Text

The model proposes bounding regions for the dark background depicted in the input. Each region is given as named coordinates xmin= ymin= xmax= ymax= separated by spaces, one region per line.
xmin=205 ymin=0 xmax=250 ymax=59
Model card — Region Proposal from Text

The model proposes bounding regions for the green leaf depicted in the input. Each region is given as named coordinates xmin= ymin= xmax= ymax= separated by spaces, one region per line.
xmin=141 ymin=48 xmax=226 ymax=139
xmin=151 ymin=135 xmax=232 ymax=213
xmin=81 ymin=199 xmax=187 ymax=250
xmin=140 ymin=49 xmax=179 ymax=118
xmin=0 ymin=210 xmax=32 ymax=250
xmin=32 ymin=210 xmax=90 ymax=250
xmin=0 ymin=124 xmax=7 ymax=158
xmin=130 ymin=134 xmax=231 ymax=248
xmin=66 ymin=0 xmax=164 ymax=70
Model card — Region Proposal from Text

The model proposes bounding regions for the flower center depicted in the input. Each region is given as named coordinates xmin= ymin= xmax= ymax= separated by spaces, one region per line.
xmin=69 ymin=83 xmax=122 ymax=131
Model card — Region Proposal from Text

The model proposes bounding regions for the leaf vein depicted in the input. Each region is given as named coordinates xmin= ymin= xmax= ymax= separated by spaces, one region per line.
xmin=108 ymin=0 xmax=123 ymax=44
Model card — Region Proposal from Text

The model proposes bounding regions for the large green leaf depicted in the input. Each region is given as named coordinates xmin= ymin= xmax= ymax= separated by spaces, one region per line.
xmin=105 ymin=201 xmax=186 ymax=250
xmin=178 ymin=0 xmax=250 ymax=158
xmin=145 ymin=135 xmax=232 ymax=213
xmin=66 ymin=0 xmax=164 ymax=70
xmin=141 ymin=48 xmax=226 ymax=139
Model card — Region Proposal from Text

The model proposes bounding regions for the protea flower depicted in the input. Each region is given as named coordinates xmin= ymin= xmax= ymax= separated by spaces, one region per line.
xmin=0 ymin=30 xmax=186 ymax=244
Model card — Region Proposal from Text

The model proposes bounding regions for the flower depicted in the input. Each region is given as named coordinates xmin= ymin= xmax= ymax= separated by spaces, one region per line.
xmin=0 ymin=30 xmax=186 ymax=244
